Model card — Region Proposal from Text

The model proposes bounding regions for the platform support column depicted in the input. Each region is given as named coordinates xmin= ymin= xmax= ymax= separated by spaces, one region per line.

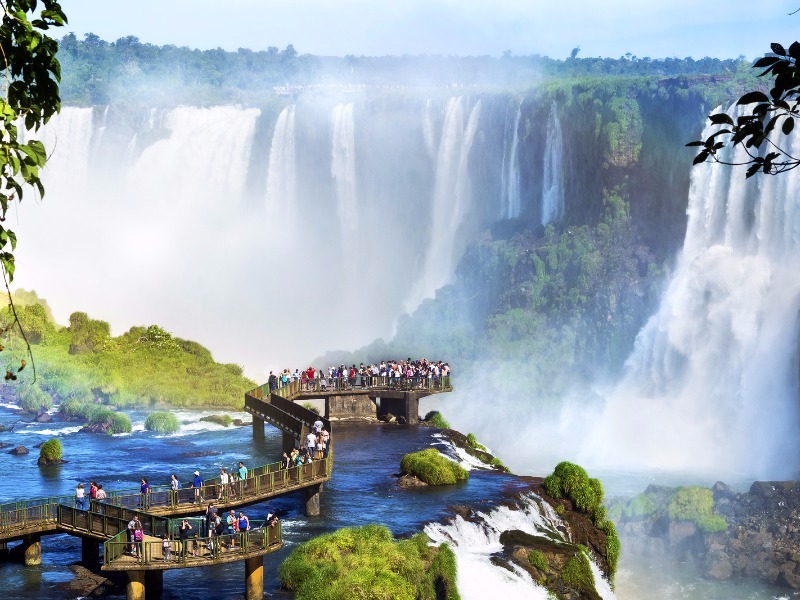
xmin=81 ymin=538 xmax=99 ymax=565
xmin=244 ymin=555 xmax=264 ymax=600
xmin=282 ymin=431 xmax=295 ymax=453
xmin=145 ymin=570 xmax=163 ymax=599
xmin=22 ymin=534 xmax=41 ymax=566
xmin=252 ymin=415 xmax=264 ymax=442
xmin=127 ymin=570 xmax=145 ymax=600
xmin=304 ymin=483 xmax=321 ymax=516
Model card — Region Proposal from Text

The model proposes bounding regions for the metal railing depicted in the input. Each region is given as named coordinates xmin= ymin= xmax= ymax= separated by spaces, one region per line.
xmin=102 ymin=519 xmax=282 ymax=567
xmin=1 ymin=456 xmax=331 ymax=537
xmin=248 ymin=375 xmax=452 ymax=400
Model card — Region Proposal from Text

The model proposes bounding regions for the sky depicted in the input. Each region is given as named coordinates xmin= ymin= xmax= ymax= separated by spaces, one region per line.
xmin=62 ymin=0 xmax=800 ymax=60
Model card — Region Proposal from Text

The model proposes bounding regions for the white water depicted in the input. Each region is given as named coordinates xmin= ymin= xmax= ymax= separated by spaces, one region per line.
xmin=501 ymin=98 xmax=523 ymax=219
xmin=264 ymin=104 xmax=297 ymax=223
xmin=405 ymin=97 xmax=482 ymax=312
xmin=541 ymin=102 xmax=564 ymax=225
xmin=579 ymin=107 xmax=800 ymax=479
xmin=424 ymin=493 xmax=616 ymax=600
xmin=330 ymin=103 xmax=359 ymax=269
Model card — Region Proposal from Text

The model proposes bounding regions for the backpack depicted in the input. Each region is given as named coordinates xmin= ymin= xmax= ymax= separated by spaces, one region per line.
xmin=134 ymin=529 xmax=143 ymax=542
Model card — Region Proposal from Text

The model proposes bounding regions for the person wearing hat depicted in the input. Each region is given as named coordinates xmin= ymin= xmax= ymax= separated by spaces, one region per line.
xmin=192 ymin=470 xmax=204 ymax=504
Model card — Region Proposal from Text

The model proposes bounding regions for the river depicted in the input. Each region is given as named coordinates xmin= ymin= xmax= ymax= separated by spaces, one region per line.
xmin=0 ymin=401 xmax=793 ymax=599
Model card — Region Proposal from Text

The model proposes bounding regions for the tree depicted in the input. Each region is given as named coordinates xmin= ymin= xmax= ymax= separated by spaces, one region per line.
xmin=688 ymin=42 xmax=800 ymax=177
xmin=0 ymin=1 xmax=66 ymax=279
xmin=0 ymin=1 xmax=66 ymax=379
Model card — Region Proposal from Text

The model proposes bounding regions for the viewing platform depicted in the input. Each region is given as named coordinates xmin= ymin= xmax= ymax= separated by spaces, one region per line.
xmin=245 ymin=375 xmax=452 ymax=430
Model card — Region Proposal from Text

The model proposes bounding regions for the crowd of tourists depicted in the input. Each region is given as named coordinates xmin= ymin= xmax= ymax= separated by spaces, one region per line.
xmin=268 ymin=358 xmax=451 ymax=392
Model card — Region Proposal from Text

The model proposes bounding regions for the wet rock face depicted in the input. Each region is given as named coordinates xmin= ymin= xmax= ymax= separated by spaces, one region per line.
xmin=712 ymin=481 xmax=800 ymax=588
xmin=615 ymin=480 xmax=800 ymax=589
xmin=10 ymin=445 xmax=28 ymax=455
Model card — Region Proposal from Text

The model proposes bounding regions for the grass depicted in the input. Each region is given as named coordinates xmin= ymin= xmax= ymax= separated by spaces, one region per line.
xmin=400 ymin=448 xmax=468 ymax=486
xmin=279 ymin=524 xmax=459 ymax=600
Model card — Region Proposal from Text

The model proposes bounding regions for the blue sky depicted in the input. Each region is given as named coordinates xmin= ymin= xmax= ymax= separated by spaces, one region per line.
xmin=62 ymin=0 xmax=800 ymax=59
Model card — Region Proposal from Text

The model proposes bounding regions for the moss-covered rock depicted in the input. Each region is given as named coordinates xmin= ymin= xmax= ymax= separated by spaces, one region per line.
xmin=400 ymin=448 xmax=468 ymax=486
xmin=38 ymin=438 xmax=62 ymax=465
xmin=423 ymin=410 xmax=451 ymax=429
xmin=199 ymin=414 xmax=233 ymax=427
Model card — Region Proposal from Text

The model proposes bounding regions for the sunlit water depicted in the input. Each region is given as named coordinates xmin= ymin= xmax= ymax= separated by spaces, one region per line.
xmin=0 ymin=403 xmax=793 ymax=599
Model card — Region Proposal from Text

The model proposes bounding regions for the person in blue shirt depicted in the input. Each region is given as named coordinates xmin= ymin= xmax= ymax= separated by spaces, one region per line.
xmin=192 ymin=470 xmax=204 ymax=504
xmin=140 ymin=478 xmax=151 ymax=509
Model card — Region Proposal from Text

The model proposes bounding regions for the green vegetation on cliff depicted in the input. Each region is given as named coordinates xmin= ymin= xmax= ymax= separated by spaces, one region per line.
xmin=544 ymin=461 xmax=620 ymax=578
xmin=668 ymin=486 xmax=727 ymax=533
xmin=400 ymin=448 xmax=469 ymax=486
xmin=3 ymin=290 xmax=254 ymax=411
xmin=279 ymin=524 xmax=459 ymax=600
xmin=423 ymin=410 xmax=451 ymax=429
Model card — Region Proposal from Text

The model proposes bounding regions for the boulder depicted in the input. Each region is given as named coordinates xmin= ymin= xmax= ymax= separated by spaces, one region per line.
xmin=35 ymin=412 xmax=52 ymax=423
xmin=10 ymin=446 xmax=28 ymax=455
xmin=396 ymin=474 xmax=428 ymax=488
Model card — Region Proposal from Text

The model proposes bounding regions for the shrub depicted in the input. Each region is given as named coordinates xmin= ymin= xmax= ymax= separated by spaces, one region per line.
xmin=301 ymin=402 xmax=320 ymax=415
xmin=39 ymin=438 xmax=62 ymax=462
xmin=599 ymin=519 xmax=620 ymax=577
xmin=199 ymin=414 xmax=233 ymax=427
xmin=109 ymin=412 xmax=132 ymax=434
xmin=561 ymin=550 xmax=595 ymax=595
xmin=424 ymin=411 xmax=450 ymax=429
xmin=279 ymin=525 xmax=459 ymax=600
xmin=544 ymin=461 xmax=604 ymax=517
xmin=622 ymin=492 xmax=658 ymax=519
xmin=17 ymin=383 xmax=53 ymax=413
xmin=528 ymin=549 xmax=549 ymax=571
xmin=144 ymin=411 xmax=180 ymax=434
xmin=696 ymin=514 xmax=727 ymax=533
xmin=400 ymin=448 xmax=468 ymax=486
xmin=667 ymin=486 xmax=728 ymax=534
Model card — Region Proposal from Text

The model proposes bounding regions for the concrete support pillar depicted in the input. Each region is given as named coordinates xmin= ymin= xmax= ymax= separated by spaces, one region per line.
xmin=282 ymin=431 xmax=296 ymax=453
xmin=404 ymin=393 xmax=419 ymax=424
xmin=252 ymin=416 xmax=264 ymax=442
xmin=244 ymin=555 xmax=264 ymax=600
xmin=81 ymin=538 xmax=99 ymax=565
xmin=145 ymin=570 xmax=163 ymax=599
xmin=127 ymin=570 xmax=146 ymax=600
xmin=22 ymin=534 xmax=41 ymax=566
xmin=304 ymin=483 xmax=321 ymax=517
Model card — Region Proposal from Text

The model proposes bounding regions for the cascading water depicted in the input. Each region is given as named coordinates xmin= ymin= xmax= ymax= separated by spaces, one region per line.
xmin=541 ymin=102 xmax=564 ymax=225
xmin=423 ymin=98 xmax=438 ymax=161
xmin=500 ymin=98 xmax=523 ymax=220
xmin=424 ymin=493 xmax=616 ymax=600
xmin=581 ymin=106 xmax=800 ymax=478
xmin=264 ymin=104 xmax=297 ymax=221
xmin=330 ymin=103 xmax=359 ymax=267
xmin=404 ymin=97 xmax=482 ymax=312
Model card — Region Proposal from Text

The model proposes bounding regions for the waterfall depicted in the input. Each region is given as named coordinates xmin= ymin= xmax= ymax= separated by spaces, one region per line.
xmin=423 ymin=98 xmax=437 ymax=161
xmin=500 ymin=98 xmax=523 ymax=219
xmin=582 ymin=107 xmax=800 ymax=478
xmin=264 ymin=105 xmax=296 ymax=216
xmin=404 ymin=97 xmax=482 ymax=312
xmin=32 ymin=107 xmax=95 ymax=191
xmin=424 ymin=493 xmax=616 ymax=600
xmin=331 ymin=103 xmax=358 ymax=265
xmin=541 ymin=102 xmax=564 ymax=225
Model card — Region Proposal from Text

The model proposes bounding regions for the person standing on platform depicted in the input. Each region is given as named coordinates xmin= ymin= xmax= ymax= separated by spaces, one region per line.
xmin=238 ymin=462 xmax=247 ymax=489
xmin=192 ymin=470 xmax=204 ymax=504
